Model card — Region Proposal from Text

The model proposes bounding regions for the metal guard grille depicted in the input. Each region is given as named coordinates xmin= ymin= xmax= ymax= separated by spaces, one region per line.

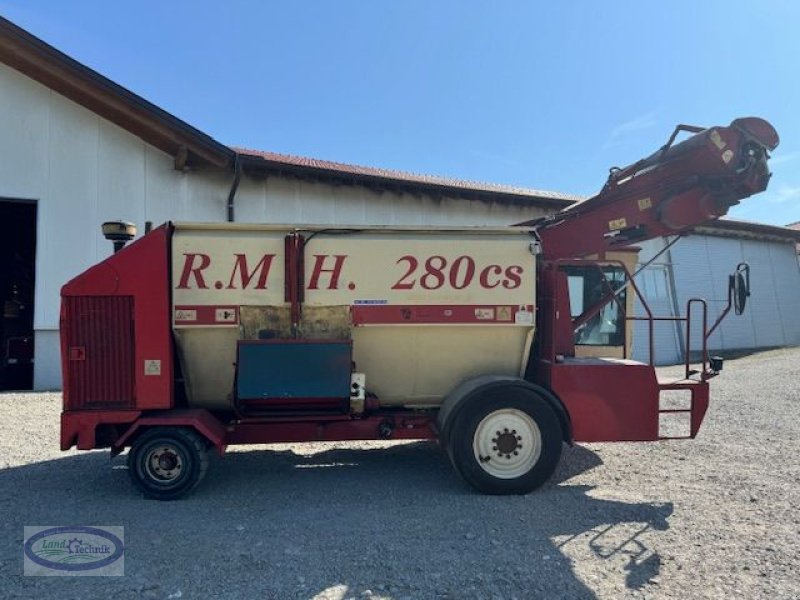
xmin=64 ymin=296 xmax=135 ymax=410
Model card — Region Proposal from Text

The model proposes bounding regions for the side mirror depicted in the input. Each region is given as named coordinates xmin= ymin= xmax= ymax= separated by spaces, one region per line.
xmin=732 ymin=263 xmax=750 ymax=316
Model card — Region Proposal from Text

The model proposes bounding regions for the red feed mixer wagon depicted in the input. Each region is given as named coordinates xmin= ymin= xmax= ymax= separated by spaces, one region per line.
xmin=59 ymin=118 xmax=778 ymax=499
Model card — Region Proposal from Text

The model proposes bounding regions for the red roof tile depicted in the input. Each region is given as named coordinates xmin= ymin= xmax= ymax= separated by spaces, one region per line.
xmin=235 ymin=147 xmax=580 ymax=207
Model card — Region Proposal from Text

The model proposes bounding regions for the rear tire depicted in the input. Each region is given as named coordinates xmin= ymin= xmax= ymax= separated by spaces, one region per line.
xmin=448 ymin=385 xmax=562 ymax=494
xmin=128 ymin=427 xmax=209 ymax=500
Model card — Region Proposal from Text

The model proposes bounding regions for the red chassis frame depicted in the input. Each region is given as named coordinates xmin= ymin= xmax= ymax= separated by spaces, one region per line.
xmin=60 ymin=225 xmax=709 ymax=457
xmin=61 ymin=409 xmax=440 ymax=454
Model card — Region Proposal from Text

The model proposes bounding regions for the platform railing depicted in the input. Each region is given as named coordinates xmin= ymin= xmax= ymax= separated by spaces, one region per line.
xmin=558 ymin=259 xmax=714 ymax=380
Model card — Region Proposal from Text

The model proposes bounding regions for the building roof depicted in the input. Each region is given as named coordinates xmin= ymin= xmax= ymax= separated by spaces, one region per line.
xmin=696 ymin=217 xmax=800 ymax=243
xmin=0 ymin=17 xmax=233 ymax=169
xmin=235 ymin=148 xmax=580 ymax=207
xmin=782 ymin=221 xmax=800 ymax=253
xmin=0 ymin=16 xmax=576 ymax=209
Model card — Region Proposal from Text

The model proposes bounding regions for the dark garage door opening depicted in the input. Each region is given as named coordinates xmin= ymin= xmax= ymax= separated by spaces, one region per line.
xmin=0 ymin=200 xmax=36 ymax=391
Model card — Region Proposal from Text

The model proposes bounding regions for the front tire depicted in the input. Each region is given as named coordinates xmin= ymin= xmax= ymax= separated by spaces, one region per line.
xmin=128 ymin=427 xmax=209 ymax=500
xmin=448 ymin=386 xmax=562 ymax=494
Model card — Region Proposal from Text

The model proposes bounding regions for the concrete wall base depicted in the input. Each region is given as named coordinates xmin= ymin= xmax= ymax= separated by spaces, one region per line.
xmin=33 ymin=329 xmax=61 ymax=390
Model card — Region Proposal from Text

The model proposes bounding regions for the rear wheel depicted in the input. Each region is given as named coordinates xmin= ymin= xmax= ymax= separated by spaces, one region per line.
xmin=448 ymin=386 xmax=562 ymax=494
xmin=128 ymin=427 xmax=209 ymax=500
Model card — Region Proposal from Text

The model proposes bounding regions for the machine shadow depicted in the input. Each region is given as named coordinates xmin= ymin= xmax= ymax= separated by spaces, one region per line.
xmin=1 ymin=442 xmax=669 ymax=599
xmin=206 ymin=440 xmax=603 ymax=490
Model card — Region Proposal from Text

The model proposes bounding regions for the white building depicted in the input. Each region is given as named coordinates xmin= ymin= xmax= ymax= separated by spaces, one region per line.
xmin=1 ymin=17 xmax=798 ymax=391
xmin=0 ymin=17 xmax=576 ymax=390
xmin=634 ymin=223 xmax=800 ymax=365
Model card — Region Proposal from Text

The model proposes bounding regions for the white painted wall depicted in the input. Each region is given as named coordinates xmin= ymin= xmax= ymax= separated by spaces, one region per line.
xmin=633 ymin=235 xmax=800 ymax=365
xmin=10 ymin=57 xmax=793 ymax=387
xmin=631 ymin=237 xmax=683 ymax=365
xmin=0 ymin=63 xmax=551 ymax=389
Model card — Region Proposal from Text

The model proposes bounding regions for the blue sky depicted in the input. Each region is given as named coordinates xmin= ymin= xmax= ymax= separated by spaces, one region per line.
xmin=3 ymin=1 xmax=799 ymax=225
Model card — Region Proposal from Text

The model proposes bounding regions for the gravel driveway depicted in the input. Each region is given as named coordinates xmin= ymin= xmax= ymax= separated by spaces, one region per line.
xmin=1 ymin=348 xmax=798 ymax=599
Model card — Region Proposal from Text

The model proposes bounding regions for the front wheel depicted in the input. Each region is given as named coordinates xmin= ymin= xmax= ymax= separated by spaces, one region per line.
xmin=128 ymin=427 xmax=209 ymax=500
xmin=448 ymin=386 xmax=562 ymax=494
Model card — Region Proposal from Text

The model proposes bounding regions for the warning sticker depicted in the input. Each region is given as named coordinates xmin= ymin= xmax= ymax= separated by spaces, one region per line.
xmin=515 ymin=309 xmax=534 ymax=326
xmin=710 ymin=129 xmax=727 ymax=150
xmin=608 ymin=218 xmax=627 ymax=231
xmin=175 ymin=309 xmax=197 ymax=322
xmin=215 ymin=308 xmax=237 ymax=323
xmin=496 ymin=306 xmax=512 ymax=321
xmin=174 ymin=305 xmax=239 ymax=326
xmin=144 ymin=360 xmax=161 ymax=376
xmin=474 ymin=308 xmax=495 ymax=321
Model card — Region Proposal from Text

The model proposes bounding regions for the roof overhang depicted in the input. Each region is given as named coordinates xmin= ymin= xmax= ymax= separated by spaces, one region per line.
xmin=236 ymin=148 xmax=579 ymax=208
xmin=693 ymin=218 xmax=800 ymax=243
xmin=0 ymin=16 xmax=233 ymax=170
xmin=0 ymin=17 xmax=643 ymax=213
xmin=0 ymin=16 xmax=581 ymax=211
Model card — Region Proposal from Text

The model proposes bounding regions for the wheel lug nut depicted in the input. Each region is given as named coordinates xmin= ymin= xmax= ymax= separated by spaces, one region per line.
xmin=516 ymin=435 xmax=522 ymax=441
xmin=511 ymin=430 xmax=517 ymax=434
xmin=496 ymin=431 xmax=501 ymax=436
xmin=513 ymin=451 xmax=519 ymax=456
xmin=503 ymin=428 xmax=509 ymax=433
xmin=492 ymin=446 xmax=497 ymax=451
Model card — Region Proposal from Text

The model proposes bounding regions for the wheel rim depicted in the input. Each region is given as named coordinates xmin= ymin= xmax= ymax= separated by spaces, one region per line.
xmin=472 ymin=408 xmax=542 ymax=479
xmin=144 ymin=445 xmax=185 ymax=482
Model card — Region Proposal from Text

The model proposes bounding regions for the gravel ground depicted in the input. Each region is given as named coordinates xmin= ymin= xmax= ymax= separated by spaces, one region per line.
xmin=1 ymin=348 xmax=799 ymax=599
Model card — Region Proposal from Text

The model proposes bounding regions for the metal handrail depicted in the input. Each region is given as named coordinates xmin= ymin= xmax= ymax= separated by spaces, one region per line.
xmin=686 ymin=299 xmax=709 ymax=379
xmin=555 ymin=258 xmax=714 ymax=377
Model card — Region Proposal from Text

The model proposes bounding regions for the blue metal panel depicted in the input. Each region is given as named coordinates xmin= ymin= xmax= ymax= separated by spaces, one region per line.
xmin=236 ymin=341 xmax=351 ymax=400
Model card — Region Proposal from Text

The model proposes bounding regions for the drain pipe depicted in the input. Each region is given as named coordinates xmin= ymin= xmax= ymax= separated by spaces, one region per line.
xmin=226 ymin=153 xmax=242 ymax=222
